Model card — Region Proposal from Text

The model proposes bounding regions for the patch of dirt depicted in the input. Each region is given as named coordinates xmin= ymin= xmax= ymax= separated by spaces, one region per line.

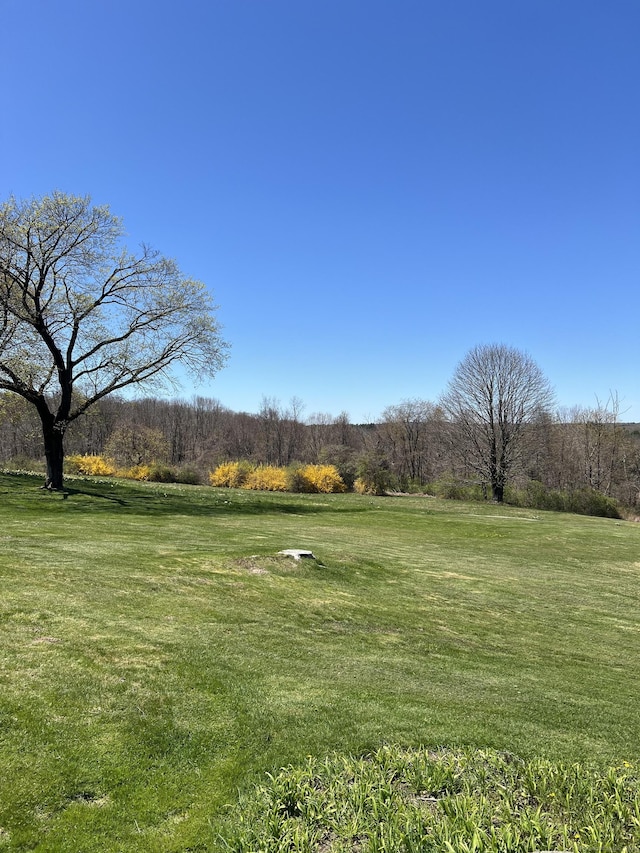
xmin=233 ymin=555 xmax=298 ymax=575
xmin=67 ymin=791 xmax=110 ymax=807
xmin=317 ymin=832 xmax=336 ymax=852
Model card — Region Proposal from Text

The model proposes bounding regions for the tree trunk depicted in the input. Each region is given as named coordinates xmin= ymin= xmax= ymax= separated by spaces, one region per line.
xmin=492 ymin=481 xmax=504 ymax=502
xmin=42 ymin=421 xmax=66 ymax=490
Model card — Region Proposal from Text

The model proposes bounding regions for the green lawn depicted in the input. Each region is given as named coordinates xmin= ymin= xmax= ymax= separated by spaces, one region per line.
xmin=0 ymin=473 xmax=639 ymax=851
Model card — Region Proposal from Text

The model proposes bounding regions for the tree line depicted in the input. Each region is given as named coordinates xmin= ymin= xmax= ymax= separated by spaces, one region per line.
xmin=1 ymin=385 xmax=638 ymax=511
xmin=1 ymin=192 xmax=638 ymax=511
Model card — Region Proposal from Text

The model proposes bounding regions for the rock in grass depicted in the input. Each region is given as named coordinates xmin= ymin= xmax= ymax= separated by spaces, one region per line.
xmin=278 ymin=549 xmax=315 ymax=561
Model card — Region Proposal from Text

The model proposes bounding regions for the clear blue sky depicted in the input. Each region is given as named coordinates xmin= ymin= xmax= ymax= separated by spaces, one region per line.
xmin=3 ymin=0 xmax=639 ymax=422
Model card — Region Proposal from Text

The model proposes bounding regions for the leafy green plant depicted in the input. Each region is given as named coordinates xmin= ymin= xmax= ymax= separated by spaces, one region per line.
xmin=220 ymin=746 xmax=640 ymax=851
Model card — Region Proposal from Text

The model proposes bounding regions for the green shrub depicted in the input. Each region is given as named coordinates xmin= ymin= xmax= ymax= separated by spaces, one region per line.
xmin=284 ymin=463 xmax=308 ymax=493
xmin=146 ymin=464 xmax=177 ymax=483
xmin=566 ymin=487 xmax=621 ymax=518
xmin=318 ymin=445 xmax=357 ymax=490
xmin=174 ymin=466 xmax=202 ymax=485
xmin=355 ymin=452 xmax=391 ymax=495
xmin=3 ymin=456 xmax=45 ymax=473
xmin=435 ymin=478 xmax=469 ymax=500
xmin=506 ymin=481 xmax=621 ymax=518
xmin=427 ymin=478 xmax=486 ymax=502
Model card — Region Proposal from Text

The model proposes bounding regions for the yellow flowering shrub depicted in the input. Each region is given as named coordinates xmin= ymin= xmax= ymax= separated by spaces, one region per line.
xmin=209 ymin=461 xmax=254 ymax=488
xmin=243 ymin=465 xmax=288 ymax=492
xmin=120 ymin=464 xmax=152 ymax=481
xmin=67 ymin=454 xmax=117 ymax=476
xmin=210 ymin=461 xmax=348 ymax=493
xmin=353 ymin=477 xmax=369 ymax=495
xmin=299 ymin=464 xmax=346 ymax=493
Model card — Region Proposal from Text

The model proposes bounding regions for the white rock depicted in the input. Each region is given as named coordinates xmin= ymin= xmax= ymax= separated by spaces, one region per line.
xmin=278 ymin=549 xmax=316 ymax=560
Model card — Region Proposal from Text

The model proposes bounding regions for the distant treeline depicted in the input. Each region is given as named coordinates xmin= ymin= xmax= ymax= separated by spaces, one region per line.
xmin=1 ymin=392 xmax=638 ymax=511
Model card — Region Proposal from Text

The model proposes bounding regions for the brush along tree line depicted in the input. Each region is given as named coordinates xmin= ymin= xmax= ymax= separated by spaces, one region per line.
xmin=67 ymin=454 xmax=349 ymax=494
xmin=1 ymin=192 xmax=638 ymax=507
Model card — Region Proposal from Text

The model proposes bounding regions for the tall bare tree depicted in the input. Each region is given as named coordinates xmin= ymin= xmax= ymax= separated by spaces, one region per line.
xmin=440 ymin=343 xmax=554 ymax=501
xmin=0 ymin=192 xmax=228 ymax=489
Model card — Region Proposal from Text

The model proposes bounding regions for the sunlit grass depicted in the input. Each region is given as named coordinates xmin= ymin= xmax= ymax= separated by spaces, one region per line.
xmin=0 ymin=472 xmax=639 ymax=851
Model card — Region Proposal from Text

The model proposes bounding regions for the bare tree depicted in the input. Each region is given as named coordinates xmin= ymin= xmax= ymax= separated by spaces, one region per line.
xmin=551 ymin=394 xmax=631 ymax=496
xmin=378 ymin=399 xmax=442 ymax=486
xmin=440 ymin=344 xmax=554 ymax=502
xmin=257 ymin=396 xmax=305 ymax=465
xmin=0 ymin=192 xmax=228 ymax=488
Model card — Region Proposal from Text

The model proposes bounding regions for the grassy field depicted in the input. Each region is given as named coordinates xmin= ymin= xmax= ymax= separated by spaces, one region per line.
xmin=0 ymin=472 xmax=639 ymax=851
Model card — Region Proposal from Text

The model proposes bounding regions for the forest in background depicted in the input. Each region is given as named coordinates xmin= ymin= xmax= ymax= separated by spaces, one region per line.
xmin=1 ymin=391 xmax=638 ymax=512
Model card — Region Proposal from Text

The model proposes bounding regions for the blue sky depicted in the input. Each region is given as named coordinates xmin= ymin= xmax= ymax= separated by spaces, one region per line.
xmin=3 ymin=0 xmax=639 ymax=422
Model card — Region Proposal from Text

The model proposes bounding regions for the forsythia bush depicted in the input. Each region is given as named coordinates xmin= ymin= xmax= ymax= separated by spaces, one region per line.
xmin=120 ymin=464 xmax=152 ymax=481
xmin=209 ymin=461 xmax=253 ymax=488
xmin=299 ymin=464 xmax=346 ymax=493
xmin=66 ymin=456 xmax=198 ymax=485
xmin=354 ymin=476 xmax=388 ymax=495
xmin=243 ymin=465 xmax=288 ymax=492
xmin=209 ymin=461 xmax=346 ymax=493
xmin=67 ymin=454 xmax=117 ymax=476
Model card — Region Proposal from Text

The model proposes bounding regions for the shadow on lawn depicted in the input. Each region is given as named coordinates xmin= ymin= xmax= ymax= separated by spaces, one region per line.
xmin=2 ymin=474 xmax=366 ymax=518
xmin=64 ymin=489 xmax=346 ymax=517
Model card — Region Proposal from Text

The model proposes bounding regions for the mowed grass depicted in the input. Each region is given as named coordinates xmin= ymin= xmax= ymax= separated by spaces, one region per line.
xmin=0 ymin=472 xmax=639 ymax=851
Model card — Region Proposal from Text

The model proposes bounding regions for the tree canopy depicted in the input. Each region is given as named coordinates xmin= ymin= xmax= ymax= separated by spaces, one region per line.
xmin=0 ymin=191 xmax=228 ymax=488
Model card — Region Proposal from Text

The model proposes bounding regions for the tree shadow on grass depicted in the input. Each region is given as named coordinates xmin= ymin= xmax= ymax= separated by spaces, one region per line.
xmin=2 ymin=474 xmax=367 ymax=518
xmin=62 ymin=488 xmax=347 ymax=517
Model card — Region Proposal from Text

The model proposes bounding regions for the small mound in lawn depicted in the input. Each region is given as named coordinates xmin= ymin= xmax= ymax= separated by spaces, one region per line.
xmin=233 ymin=554 xmax=315 ymax=575
xmin=217 ymin=745 xmax=640 ymax=851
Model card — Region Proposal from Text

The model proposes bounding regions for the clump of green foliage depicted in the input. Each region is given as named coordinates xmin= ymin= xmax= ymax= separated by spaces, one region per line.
xmin=220 ymin=745 xmax=640 ymax=852
xmin=424 ymin=478 xmax=488 ymax=501
xmin=505 ymin=481 xmax=621 ymax=518
xmin=420 ymin=477 xmax=623 ymax=518
xmin=353 ymin=451 xmax=392 ymax=495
